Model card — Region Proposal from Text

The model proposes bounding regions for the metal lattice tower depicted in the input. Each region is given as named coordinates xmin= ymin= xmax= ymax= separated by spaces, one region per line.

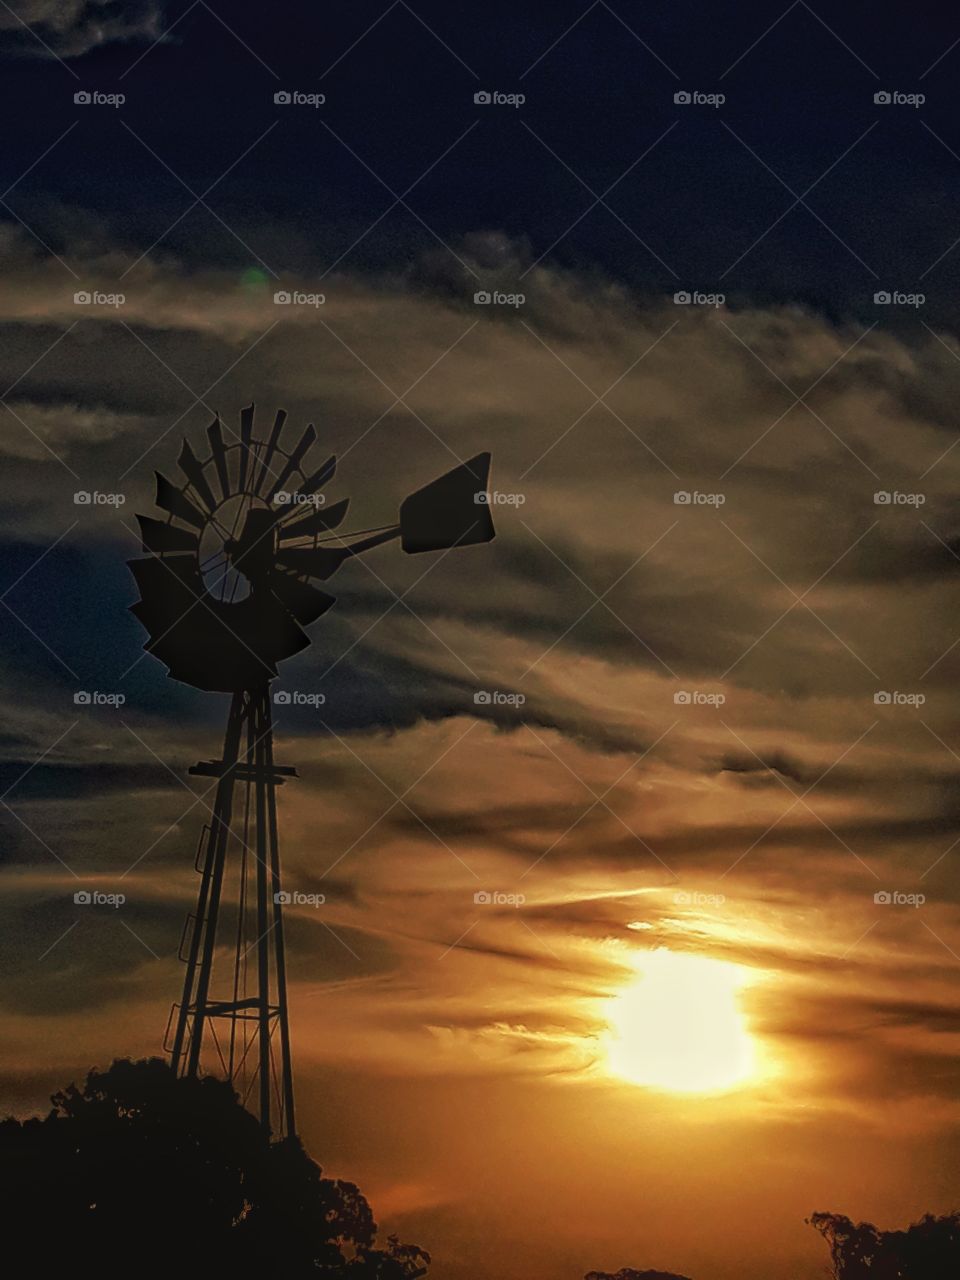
xmin=129 ymin=404 xmax=494 ymax=1136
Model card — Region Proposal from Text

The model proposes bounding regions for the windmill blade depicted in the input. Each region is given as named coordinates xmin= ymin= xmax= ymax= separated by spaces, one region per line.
xmin=206 ymin=416 xmax=231 ymax=500
xmin=155 ymin=471 xmax=206 ymax=530
xmin=177 ymin=439 xmax=216 ymax=513
xmin=274 ymin=544 xmax=351 ymax=581
xmin=137 ymin=514 xmax=200 ymax=555
xmin=237 ymin=402 xmax=254 ymax=494
xmin=269 ymin=571 xmax=336 ymax=626
xmin=265 ymin=424 xmax=317 ymax=502
xmin=277 ymin=498 xmax=350 ymax=541
xmin=129 ymin=554 xmax=204 ymax=632
xmin=240 ymin=594 xmax=311 ymax=669
xmin=130 ymin=570 xmax=298 ymax=693
xmin=254 ymin=408 xmax=287 ymax=495
xmin=283 ymin=455 xmax=336 ymax=507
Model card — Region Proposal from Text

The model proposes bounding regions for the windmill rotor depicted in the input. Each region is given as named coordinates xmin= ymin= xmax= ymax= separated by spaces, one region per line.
xmin=130 ymin=404 xmax=495 ymax=693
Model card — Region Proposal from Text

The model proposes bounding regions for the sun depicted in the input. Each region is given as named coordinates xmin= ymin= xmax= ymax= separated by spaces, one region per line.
xmin=604 ymin=948 xmax=756 ymax=1093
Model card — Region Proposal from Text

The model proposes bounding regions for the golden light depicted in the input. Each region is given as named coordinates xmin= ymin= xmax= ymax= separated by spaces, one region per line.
xmin=604 ymin=948 xmax=756 ymax=1093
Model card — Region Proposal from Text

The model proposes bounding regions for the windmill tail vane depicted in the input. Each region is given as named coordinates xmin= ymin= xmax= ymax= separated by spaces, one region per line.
xmin=130 ymin=403 xmax=495 ymax=1137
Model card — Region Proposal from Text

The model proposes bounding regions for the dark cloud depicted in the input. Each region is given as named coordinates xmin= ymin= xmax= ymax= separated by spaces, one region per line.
xmin=0 ymin=1 xmax=163 ymax=60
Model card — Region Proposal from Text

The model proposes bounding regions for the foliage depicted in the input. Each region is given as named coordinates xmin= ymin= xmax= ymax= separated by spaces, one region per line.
xmin=0 ymin=1057 xmax=429 ymax=1279
xmin=809 ymin=1210 xmax=960 ymax=1279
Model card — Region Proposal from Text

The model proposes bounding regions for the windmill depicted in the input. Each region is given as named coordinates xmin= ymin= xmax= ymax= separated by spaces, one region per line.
xmin=129 ymin=405 xmax=494 ymax=1138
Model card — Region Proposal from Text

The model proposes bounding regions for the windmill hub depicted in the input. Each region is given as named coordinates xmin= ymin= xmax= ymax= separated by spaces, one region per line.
xmin=197 ymin=497 xmax=278 ymax=602
xmin=224 ymin=510 xmax=278 ymax=585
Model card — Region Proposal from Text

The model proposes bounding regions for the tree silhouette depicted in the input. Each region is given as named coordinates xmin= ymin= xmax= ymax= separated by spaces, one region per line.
xmin=809 ymin=1210 xmax=960 ymax=1279
xmin=0 ymin=1058 xmax=429 ymax=1279
xmin=584 ymin=1269 xmax=693 ymax=1279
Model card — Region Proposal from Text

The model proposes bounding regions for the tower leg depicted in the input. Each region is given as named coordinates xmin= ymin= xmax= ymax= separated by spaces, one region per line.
xmin=167 ymin=686 xmax=296 ymax=1140
xmin=170 ymin=690 xmax=245 ymax=1076
xmin=264 ymin=692 xmax=296 ymax=1134
xmin=253 ymin=690 xmax=272 ymax=1133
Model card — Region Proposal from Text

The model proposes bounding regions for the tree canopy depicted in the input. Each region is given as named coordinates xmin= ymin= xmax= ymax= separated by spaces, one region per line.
xmin=0 ymin=1057 xmax=429 ymax=1279
xmin=585 ymin=1270 xmax=694 ymax=1280
xmin=809 ymin=1210 xmax=960 ymax=1279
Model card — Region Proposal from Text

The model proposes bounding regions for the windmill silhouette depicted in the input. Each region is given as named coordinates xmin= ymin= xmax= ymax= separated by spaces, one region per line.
xmin=129 ymin=405 xmax=494 ymax=1137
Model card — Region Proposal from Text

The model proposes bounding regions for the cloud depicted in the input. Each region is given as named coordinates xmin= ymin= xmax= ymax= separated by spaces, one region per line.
xmin=0 ymin=1 xmax=164 ymax=60
xmin=1 ymin=221 xmax=960 ymax=1150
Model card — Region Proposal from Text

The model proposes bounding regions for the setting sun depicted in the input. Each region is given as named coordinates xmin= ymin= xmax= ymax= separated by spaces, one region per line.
xmin=605 ymin=948 xmax=756 ymax=1093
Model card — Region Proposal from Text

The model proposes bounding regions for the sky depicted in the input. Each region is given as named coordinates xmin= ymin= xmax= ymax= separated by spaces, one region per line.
xmin=2 ymin=3 xmax=960 ymax=1278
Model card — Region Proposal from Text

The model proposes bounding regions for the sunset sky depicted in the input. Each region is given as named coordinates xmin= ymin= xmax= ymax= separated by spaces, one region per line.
xmin=3 ymin=4 xmax=960 ymax=1278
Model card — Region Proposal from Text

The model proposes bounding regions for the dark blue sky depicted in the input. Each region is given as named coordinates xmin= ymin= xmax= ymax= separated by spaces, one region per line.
xmin=3 ymin=1 xmax=960 ymax=322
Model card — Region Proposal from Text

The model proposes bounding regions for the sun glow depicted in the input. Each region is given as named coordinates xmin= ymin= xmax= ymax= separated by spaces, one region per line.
xmin=605 ymin=948 xmax=756 ymax=1093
